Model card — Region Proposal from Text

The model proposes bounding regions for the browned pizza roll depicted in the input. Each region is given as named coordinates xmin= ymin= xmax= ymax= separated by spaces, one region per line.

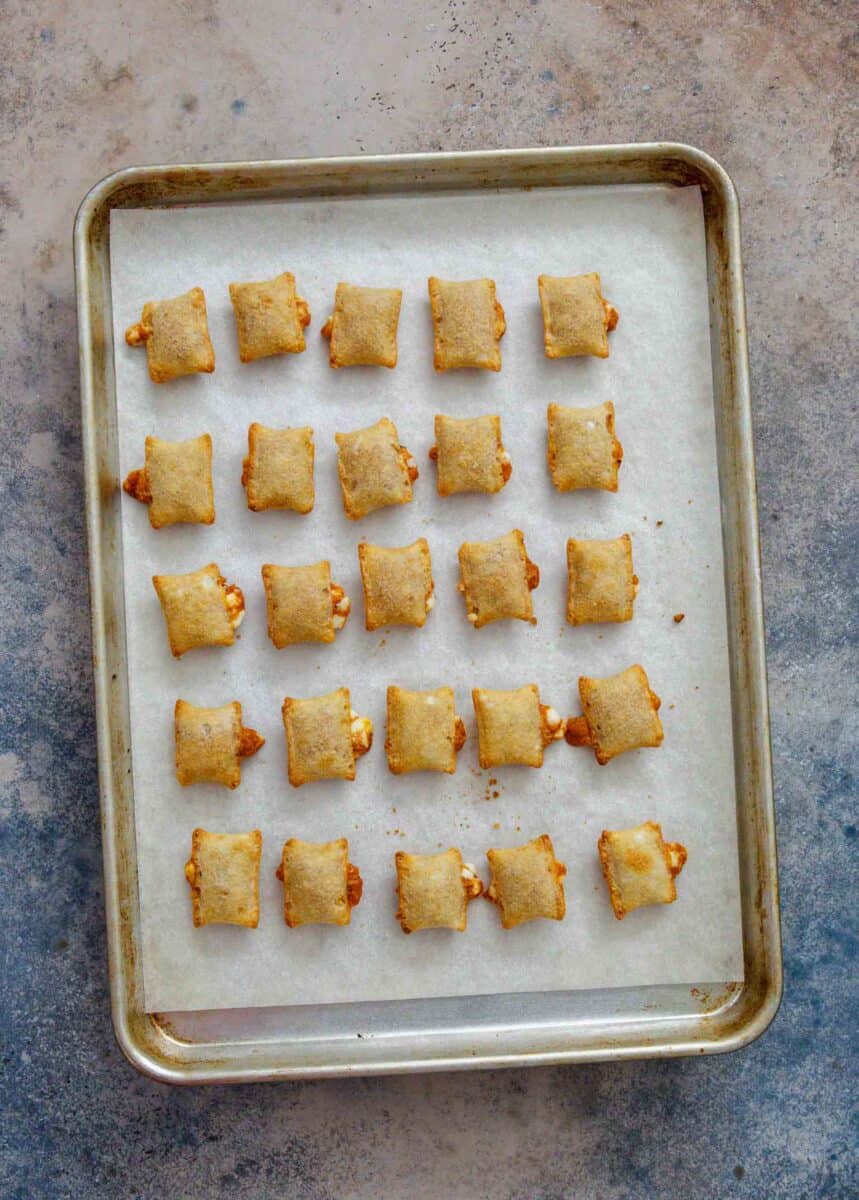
xmin=228 ymin=271 xmax=310 ymax=362
xmin=598 ymin=822 xmax=687 ymax=919
xmin=241 ymin=424 xmax=315 ymax=514
xmin=275 ymin=838 xmax=363 ymax=928
xmin=472 ymin=684 xmax=563 ymax=768
xmin=429 ymin=414 xmax=511 ymax=496
xmin=261 ymin=561 xmax=350 ymax=648
xmin=357 ymin=538 xmax=434 ymax=630
xmin=565 ymin=663 xmax=664 ymax=765
xmin=395 ymin=848 xmax=483 ymax=933
xmin=457 ymin=529 xmax=539 ymax=627
xmin=385 ymin=686 xmax=467 ymax=774
xmin=335 ymin=418 xmax=418 ymax=520
xmin=321 ymin=283 xmax=402 ymax=367
xmin=174 ymin=700 xmax=264 ymax=788
xmin=547 ymin=401 xmax=623 ymax=492
xmin=184 ymin=828 xmax=262 ymax=928
xmin=485 ymin=834 xmax=567 ymax=929
xmin=538 ymin=273 xmax=618 ymax=359
xmin=123 ymin=434 xmax=215 ymax=528
xmin=281 ymin=688 xmax=372 ymax=787
xmin=428 ymin=277 xmax=506 ymax=370
xmin=125 ymin=287 xmax=215 ymax=382
xmin=152 ymin=563 xmax=244 ymax=657
xmin=566 ymin=534 xmax=637 ymax=625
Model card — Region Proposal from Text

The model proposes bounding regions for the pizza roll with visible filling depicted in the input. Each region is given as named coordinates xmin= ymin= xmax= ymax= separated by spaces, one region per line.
xmin=385 ymin=686 xmax=467 ymax=774
xmin=472 ymin=684 xmax=564 ymax=768
xmin=261 ymin=561 xmax=350 ymax=648
xmin=538 ymin=273 xmax=618 ymax=359
xmin=358 ymin=538 xmax=434 ymax=630
xmin=123 ymin=434 xmax=215 ymax=528
xmin=184 ymin=828 xmax=262 ymax=928
xmin=428 ymin=277 xmax=506 ymax=371
xmin=547 ymin=401 xmax=623 ymax=492
xmin=174 ymin=700 xmax=264 ymax=788
xmin=485 ymin=834 xmax=566 ymax=929
xmin=275 ymin=838 xmax=363 ymax=928
xmin=566 ymin=534 xmax=638 ymax=625
xmin=565 ymin=663 xmax=664 ymax=765
xmin=321 ymin=282 xmax=402 ymax=367
xmin=395 ymin=848 xmax=483 ymax=933
xmin=458 ymin=529 xmax=539 ymax=627
xmin=242 ymin=423 xmax=315 ymax=514
xmin=429 ymin=414 xmax=511 ymax=495
xmin=152 ymin=563 xmax=244 ymax=657
xmin=336 ymin=418 xmax=418 ymax=520
xmin=125 ymin=287 xmax=215 ymax=382
xmin=281 ymin=687 xmax=372 ymax=787
xmin=228 ymin=271 xmax=310 ymax=362
xmin=598 ymin=822 xmax=687 ymax=919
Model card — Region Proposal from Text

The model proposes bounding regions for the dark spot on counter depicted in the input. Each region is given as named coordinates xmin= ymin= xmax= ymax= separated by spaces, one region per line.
xmin=231 ymin=98 xmax=247 ymax=115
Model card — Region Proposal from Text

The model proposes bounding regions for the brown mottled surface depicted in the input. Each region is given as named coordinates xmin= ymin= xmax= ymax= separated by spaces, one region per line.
xmin=1 ymin=3 xmax=856 ymax=1198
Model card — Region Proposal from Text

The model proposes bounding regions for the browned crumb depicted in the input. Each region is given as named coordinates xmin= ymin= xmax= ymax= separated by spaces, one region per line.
xmin=347 ymin=863 xmax=363 ymax=907
xmin=656 ymin=520 xmax=664 ymax=527
xmin=673 ymin=612 xmax=685 ymax=623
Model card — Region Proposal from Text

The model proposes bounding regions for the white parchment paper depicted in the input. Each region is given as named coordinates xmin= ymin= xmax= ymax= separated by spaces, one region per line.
xmin=110 ymin=184 xmax=744 ymax=1013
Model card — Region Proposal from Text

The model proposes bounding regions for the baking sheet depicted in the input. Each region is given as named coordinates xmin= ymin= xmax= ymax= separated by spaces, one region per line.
xmin=110 ymin=184 xmax=744 ymax=1014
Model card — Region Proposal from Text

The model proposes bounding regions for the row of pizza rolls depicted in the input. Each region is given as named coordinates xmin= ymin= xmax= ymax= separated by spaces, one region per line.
xmin=124 ymin=407 xmax=624 ymax=528
xmin=186 ymin=826 xmax=687 ymax=932
xmin=126 ymin=273 xmax=619 ymax=382
xmin=175 ymin=670 xmax=663 ymax=789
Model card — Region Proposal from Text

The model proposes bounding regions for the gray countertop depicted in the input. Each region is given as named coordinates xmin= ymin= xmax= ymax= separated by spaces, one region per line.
xmin=1 ymin=3 xmax=855 ymax=1197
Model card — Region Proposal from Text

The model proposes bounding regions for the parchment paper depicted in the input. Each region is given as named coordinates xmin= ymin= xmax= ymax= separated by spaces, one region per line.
xmin=110 ymin=184 xmax=744 ymax=1013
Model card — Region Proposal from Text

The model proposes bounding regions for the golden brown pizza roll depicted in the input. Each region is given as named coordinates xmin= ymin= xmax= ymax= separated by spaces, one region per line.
xmin=395 ymin=848 xmax=483 ymax=933
xmin=385 ymin=686 xmax=467 ymax=774
xmin=228 ymin=271 xmax=310 ymax=362
xmin=184 ymin=828 xmax=262 ymax=928
xmin=485 ymin=834 xmax=566 ymax=929
xmin=321 ymin=282 xmax=402 ymax=367
xmin=547 ymin=401 xmax=623 ymax=492
xmin=457 ymin=529 xmax=539 ymax=627
xmin=275 ymin=838 xmax=363 ymax=928
xmin=123 ymin=434 xmax=215 ymax=528
xmin=357 ymin=538 xmax=434 ymax=630
xmin=241 ymin=423 xmax=315 ymax=514
xmin=125 ymin=287 xmax=215 ymax=382
xmin=566 ymin=534 xmax=637 ymax=625
xmin=472 ymin=684 xmax=564 ymax=768
xmin=174 ymin=700 xmax=264 ymax=788
xmin=152 ymin=563 xmax=244 ymax=658
xmin=429 ymin=414 xmax=511 ymax=496
xmin=335 ymin=418 xmax=418 ymax=520
xmin=427 ymin=277 xmax=506 ymax=371
xmin=281 ymin=688 xmax=372 ymax=787
xmin=598 ymin=821 xmax=687 ymax=919
xmin=565 ymin=663 xmax=664 ymax=765
xmin=537 ymin=273 xmax=618 ymax=359
xmin=261 ymin=561 xmax=350 ymax=648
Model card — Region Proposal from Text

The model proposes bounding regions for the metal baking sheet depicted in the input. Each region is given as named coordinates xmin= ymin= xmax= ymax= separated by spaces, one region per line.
xmin=75 ymin=145 xmax=781 ymax=1082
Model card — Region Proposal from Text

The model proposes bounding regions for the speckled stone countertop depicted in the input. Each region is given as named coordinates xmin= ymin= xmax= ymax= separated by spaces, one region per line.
xmin=1 ymin=3 xmax=856 ymax=1197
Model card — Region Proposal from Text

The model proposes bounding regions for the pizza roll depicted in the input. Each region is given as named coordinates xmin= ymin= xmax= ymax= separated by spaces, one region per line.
xmin=152 ymin=563 xmax=244 ymax=657
xmin=427 ymin=277 xmax=506 ymax=371
xmin=357 ymin=538 xmax=434 ymax=630
xmin=261 ymin=561 xmax=350 ymax=648
xmin=335 ymin=418 xmax=418 ymax=520
xmin=429 ymin=414 xmax=511 ymax=496
xmin=547 ymin=401 xmax=623 ymax=492
xmin=275 ymin=838 xmax=363 ymax=928
xmin=184 ymin=828 xmax=262 ymax=928
xmin=281 ymin=688 xmax=372 ymax=787
xmin=566 ymin=534 xmax=637 ymax=625
xmin=598 ymin=822 xmax=687 ymax=919
xmin=241 ymin=423 xmax=315 ymax=514
xmin=457 ymin=529 xmax=539 ymax=628
xmin=485 ymin=834 xmax=566 ymax=929
xmin=395 ymin=848 xmax=483 ymax=933
xmin=321 ymin=282 xmax=402 ymax=368
xmin=472 ymin=684 xmax=564 ymax=769
xmin=174 ymin=700 xmax=264 ymax=788
xmin=385 ymin=686 xmax=467 ymax=775
xmin=228 ymin=271 xmax=310 ymax=362
xmin=538 ymin=273 xmax=618 ymax=359
xmin=123 ymin=434 xmax=214 ymax=529
xmin=125 ymin=287 xmax=215 ymax=382
xmin=565 ymin=663 xmax=664 ymax=765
